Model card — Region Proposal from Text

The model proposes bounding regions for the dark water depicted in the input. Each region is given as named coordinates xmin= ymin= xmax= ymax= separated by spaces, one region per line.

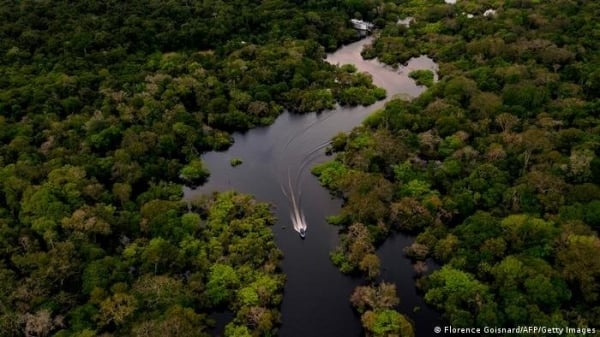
xmin=377 ymin=235 xmax=443 ymax=336
xmin=186 ymin=37 xmax=441 ymax=337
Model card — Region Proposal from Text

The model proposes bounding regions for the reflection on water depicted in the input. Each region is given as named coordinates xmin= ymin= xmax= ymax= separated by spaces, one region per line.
xmin=186 ymin=38 xmax=440 ymax=337
xmin=325 ymin=37 xmax=438 ymax=99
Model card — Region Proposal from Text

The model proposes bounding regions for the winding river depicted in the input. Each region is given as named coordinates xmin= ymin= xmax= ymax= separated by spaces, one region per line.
xmin=185 ymin=37 xmax=442 ymax=337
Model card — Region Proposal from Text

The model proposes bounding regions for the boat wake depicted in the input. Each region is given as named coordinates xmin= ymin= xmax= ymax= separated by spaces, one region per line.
xmin=280 ymin=140 xmax=331 ymax=238
xmin=278 ymin=112 xmax=335 ymax=238
xmin=282 ymin=168 xmax=308 ymax=237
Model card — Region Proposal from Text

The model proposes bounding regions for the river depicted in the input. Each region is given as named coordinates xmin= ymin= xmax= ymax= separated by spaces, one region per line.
xmin=185 ymin=37 xmax=442 ymax=337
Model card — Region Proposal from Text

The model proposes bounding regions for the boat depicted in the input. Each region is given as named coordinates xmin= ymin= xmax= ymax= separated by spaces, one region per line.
xmin=299 ymin=228 xmax=306 ymax=239
xmin=350 ymin=19 xmax=374 ymax=32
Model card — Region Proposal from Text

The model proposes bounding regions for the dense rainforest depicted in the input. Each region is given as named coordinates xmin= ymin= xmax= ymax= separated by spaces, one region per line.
xmin=314 ymin=0 xmax=600 ymax=334
xmin=2 ymin=0 xmax=599 ymax=336
xmin=0 ymin=0 xmax=394 ymax=336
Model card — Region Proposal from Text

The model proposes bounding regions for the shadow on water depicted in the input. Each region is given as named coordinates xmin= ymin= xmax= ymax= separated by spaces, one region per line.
xmin=185 ymin=37 xmax=441 ymax=337
xmin=208 ymin=310 xmax=234 ymax=337
xmin=377 ymin=234 xmax=444 ymax=336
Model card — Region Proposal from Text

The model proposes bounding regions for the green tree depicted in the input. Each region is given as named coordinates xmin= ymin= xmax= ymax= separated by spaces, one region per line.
xmin=180 ymin=159 xmax=210 ymax=186
xmin=98 ymin=292 xmax=137 ymax=327
xmin=425 ymin=266 xmax=492 ymax=326
xmin=557 ymin=235 xmax=600 ymax=302
xmin=206 ymin=264 xmax=240 ymax=306
xmin=500 ymin=215 xmax=558 ymax=257
xmin=362 ymin=309 xmax=414 ymax=337
xmin=224 ymin=324 xmax=252 ymax=337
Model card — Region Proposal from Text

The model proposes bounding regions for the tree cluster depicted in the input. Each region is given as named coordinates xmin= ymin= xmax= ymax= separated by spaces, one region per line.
xmin=1 ymin=188 xmax=284 ymax=337
xmin=316 ymin=0 xmax=600 ymax=331
xmin=0 ymin=0 xmax=393 ymax=336
xmin=351 ymin=283 xmax=414 ymax=337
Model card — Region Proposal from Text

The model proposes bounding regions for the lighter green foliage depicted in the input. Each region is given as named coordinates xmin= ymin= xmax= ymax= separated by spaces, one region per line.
xmin=225 ymin=324 xmax=252 ymax=337
xmin=425 ymin=266 xmax=491 ymax=325
xmin=181 ymin=212 xmax=201 ymax=232
xmin=409 ymin=69 xmax=434 ymax=87
xmin=392 ymin=161 xmax=420 ymax=183
xmin=180 ymin=159 xmax=210 ymax=185
xmin=403 ymin=179 xmax=431 ymax=198
xmin=362 ymin=309 xmax=414 ymax=337
xmin=206 ymin=264 xmax=240 ymax=305
xmin=312 ymin=160 xmax=349 ymax=189
xmin=237 ymin=287 xmax=260 ymax=306
xmin=501 ymin=215 xmax=557 ymax=257
xmin=491 ymin=255 xmax=523 ymax=288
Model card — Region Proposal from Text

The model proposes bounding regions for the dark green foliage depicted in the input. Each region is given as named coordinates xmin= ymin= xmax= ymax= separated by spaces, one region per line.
xmin=0 ymin=0 xmax=395 ymax=334
xmin=1 ymin=187 xmax=283 ymax=337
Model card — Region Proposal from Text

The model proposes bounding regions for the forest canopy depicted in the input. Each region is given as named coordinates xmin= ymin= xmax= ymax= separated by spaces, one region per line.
xmin=0 ymin=0 xmax=390 ymax=336
xmin=315 ymin=0 xmax=600 ymax=331
xmin=2 ymin=0 xmax=600 ymax=336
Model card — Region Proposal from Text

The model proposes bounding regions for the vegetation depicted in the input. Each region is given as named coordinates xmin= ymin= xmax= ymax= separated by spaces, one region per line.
xmin=316 ymin=0 xmax=600 ymax=332
xmin=4 ymin=0 xmax=599 ymax=335
xmin=180 ymin=159 xmax=210 ymax=186
xmin=408 ymin=70 xmax=434 ymax=87
xmin=351 ymin=283 xmax=414 ymax=337
xmin=230 ymin=158 xmax=243 ymax=167
xmin=0 ymin=0 xmax=393 ymax=336
xmin=1 ymin=188 xmax=284 ymax=336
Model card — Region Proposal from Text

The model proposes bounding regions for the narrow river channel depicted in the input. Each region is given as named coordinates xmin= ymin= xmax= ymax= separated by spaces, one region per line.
xmin=185 ymin=37 xmax=442 ymax=337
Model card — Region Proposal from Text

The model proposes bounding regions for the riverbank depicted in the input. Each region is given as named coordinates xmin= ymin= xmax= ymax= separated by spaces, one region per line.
xmin=186 ymin=37 xmax=441 ymax=336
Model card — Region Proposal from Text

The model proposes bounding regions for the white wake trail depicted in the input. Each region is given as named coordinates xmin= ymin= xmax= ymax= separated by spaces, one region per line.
xmin=282 ymin=140 xmax=331 ymax=235
xmin=279 ymin=114 xmax=335 ymax=236
xmin=287 ymin=168 xmax=307 ymax=234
